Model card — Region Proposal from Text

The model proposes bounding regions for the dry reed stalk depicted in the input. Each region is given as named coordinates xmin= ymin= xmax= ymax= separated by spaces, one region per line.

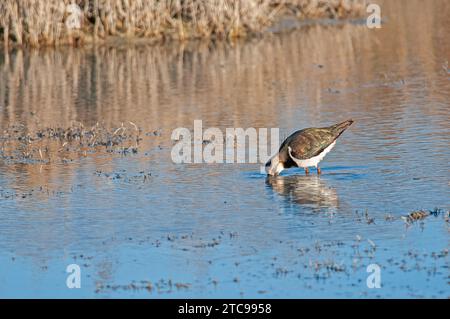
xmin=0 ymin=0 xmax=365 ymax=48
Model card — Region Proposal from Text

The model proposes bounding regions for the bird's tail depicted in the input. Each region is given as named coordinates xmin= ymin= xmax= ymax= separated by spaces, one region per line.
xmin=330 ymin=119 xmax=354 ymax=137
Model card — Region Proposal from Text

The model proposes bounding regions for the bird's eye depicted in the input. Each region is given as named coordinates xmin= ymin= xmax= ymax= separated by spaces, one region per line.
xmin=265 ymin=161 xmax=271 ymax=167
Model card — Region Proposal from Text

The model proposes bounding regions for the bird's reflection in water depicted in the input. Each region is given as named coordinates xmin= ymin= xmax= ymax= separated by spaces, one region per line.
xmin=266 ymin=174 xmax=339 ymax=213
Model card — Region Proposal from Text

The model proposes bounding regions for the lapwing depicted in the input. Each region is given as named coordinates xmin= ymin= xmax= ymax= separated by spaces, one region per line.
xmin=265 ymin=119 xmax=354 ymax=176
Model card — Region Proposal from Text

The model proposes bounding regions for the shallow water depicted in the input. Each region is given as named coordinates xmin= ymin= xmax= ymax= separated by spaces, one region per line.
xmin=0 ymin=0 xmax=449 ymax=298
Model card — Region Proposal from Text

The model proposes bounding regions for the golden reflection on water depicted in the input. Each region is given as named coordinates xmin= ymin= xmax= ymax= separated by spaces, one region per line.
xmin=0 ymin=3 xmax=447 ymax=129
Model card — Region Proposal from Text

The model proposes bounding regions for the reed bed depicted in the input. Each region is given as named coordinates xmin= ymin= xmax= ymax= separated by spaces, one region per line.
xmin=0 ymin=0 xmax=365 ymax=47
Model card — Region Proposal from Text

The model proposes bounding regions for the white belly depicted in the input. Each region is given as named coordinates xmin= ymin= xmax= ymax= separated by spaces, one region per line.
xmin=288 ymin=141 xmax=336 ymax=168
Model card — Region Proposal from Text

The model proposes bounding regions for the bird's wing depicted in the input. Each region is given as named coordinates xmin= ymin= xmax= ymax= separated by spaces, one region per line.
xmin=283 ymin=128 xmax=337 ymax=160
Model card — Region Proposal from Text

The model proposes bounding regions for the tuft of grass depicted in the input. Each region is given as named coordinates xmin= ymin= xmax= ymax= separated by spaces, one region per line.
xmin=0 ymin=0 xmax=365 ymax=48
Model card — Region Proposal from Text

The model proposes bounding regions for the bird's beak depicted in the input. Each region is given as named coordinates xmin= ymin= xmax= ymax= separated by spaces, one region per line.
xmin=266 ymin=168 xmax=278 ymax=176
xmin=266 ymin=155 xmax=283 ymax=176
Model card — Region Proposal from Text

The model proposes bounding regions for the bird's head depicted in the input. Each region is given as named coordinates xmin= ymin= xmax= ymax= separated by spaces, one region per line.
xmin=265 ymin=154 xmax=284 ymax=176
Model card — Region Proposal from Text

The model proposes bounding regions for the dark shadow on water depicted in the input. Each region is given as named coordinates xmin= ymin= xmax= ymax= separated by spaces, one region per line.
xmin=265 ymin=174 xmax=339 ymax=213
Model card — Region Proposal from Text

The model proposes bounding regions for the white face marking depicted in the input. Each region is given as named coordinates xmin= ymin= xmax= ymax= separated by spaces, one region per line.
xmin=266 ymin=154 xmax=284 ymax=176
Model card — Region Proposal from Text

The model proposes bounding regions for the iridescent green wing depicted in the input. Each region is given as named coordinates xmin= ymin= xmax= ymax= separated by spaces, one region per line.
xmin=286 ymin=128 xmax=336 ymax=160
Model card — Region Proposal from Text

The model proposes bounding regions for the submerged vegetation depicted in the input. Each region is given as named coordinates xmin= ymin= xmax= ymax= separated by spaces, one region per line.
xmin=0 ymin=0 xmax=365 ymax=47
xmin=0 ymin=122 xmax=145 ymax=163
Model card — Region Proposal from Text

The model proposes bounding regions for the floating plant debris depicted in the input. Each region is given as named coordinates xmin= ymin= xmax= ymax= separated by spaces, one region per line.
xmin=0 ymin=122 xmax=144 ymax=164
xmin=401 ymin=210 xmax=430 ymax=224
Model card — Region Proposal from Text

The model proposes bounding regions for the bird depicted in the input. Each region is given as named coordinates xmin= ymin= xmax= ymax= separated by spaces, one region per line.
xmin=265 ymin=119 xmax=354 ymax=176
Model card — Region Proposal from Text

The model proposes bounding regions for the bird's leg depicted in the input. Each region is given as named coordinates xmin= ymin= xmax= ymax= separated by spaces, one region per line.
xmin=304 ymin=167 xmax=309 ymax=175
xmin=317 ymin=166 xmax=321 ymax=175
